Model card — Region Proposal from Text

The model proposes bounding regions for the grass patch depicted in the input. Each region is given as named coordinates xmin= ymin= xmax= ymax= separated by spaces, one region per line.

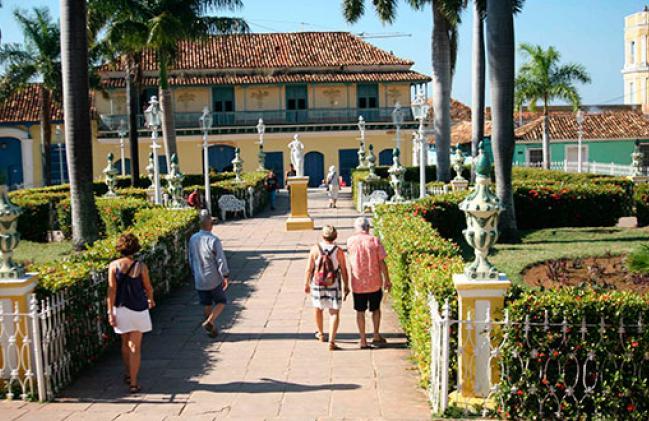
xmin=14 ymin=240 xmax=73 ymax=268
xmin=479 ymin=227 xmax=649 ymax=285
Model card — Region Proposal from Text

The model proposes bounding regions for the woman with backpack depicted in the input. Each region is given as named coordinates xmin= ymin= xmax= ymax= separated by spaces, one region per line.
xmin=304 ymin=225 xmax=350 ymax=351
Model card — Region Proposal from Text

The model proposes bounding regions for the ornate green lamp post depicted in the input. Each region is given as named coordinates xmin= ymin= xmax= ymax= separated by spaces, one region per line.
xmin=459 ymin=142 xmax=501 ymax=279
xmin=103 ymin=152 xmax=119 ymax=197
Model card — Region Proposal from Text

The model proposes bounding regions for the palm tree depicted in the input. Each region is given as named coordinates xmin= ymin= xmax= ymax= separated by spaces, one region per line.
xmin=140 ymin=0 xmax=248 ymax=169
xmin=515 ymin=43 xmax=591 ymax=169
xmin=485 ymin=0 xmax=523 ymax=243
xmin=60 ymin=0 xmax=99 ymax=248
xmin=470 ymin=0 xmax=484 ymax=178
xmin=89 ymin=0 xmax=148 ymax=186
xmin=0 ymin=8 xmax=61 ymax=186
xmin=343 ymin=0 xmax=466 ymax=183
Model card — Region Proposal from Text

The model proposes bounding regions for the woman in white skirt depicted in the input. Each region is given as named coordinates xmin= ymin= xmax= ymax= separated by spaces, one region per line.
xmin=107 ymin=233 xmax=155 ymax=393
xmin=304 ymin=225 xmax=350 ymax=350
xmin=326 ymin=166 xmax=340 ymax=208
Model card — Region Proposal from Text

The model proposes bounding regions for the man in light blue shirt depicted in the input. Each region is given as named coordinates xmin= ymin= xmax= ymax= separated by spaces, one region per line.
xmin=188 ymin=210 xmax=230 ymax=337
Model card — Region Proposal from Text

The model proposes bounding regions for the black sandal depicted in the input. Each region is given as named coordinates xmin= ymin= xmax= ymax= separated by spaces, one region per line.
xmin=129 ymin=384 xmax=141 ymax=394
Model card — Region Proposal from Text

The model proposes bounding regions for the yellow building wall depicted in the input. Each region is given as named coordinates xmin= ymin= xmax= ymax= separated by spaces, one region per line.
xmin=380 ymin=83 xmax=411 ymax=108
xmin=312 ymin=84 xmax=350 ymax=109
xmin=92 ymin=130 xmax=413 ymax=179
xmin=27 ymin=125 xmax=44 ymax=186
xmin=236 ymin=85 xmax=282 ymax=111
xmin=174 ymin=87 xmax=210 ymax=113
xmin=623 ymin=10 xmax=649 ymax=109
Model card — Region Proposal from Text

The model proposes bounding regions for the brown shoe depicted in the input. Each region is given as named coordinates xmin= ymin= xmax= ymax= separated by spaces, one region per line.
xmin=329 ymin=342 xmax=340 ymax=351
xmin=372 ymin=335 xmax=387 ymax=345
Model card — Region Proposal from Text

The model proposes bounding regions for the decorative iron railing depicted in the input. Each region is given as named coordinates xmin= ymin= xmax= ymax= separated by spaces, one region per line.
xmin=98 ymin=107 xmax=414 ymax=132
xmin=514 ymin=160 xmax=649 ymax=177
xmin=428 ymin=296 xmax=648 ymax=418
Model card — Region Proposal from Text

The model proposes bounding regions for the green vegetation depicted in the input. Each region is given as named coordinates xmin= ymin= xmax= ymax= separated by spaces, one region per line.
xmin=489 ymin=227 xmax=649 ymax=284
xmin=626 ymin=244 xmax=649 ymax=274
xmin=14 ymin=240 xmax=73 ymax=267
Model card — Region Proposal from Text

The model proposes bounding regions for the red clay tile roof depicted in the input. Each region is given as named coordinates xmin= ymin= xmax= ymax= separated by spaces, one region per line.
xmin=102 ymin=71 xmax=430 ymax=88
xmin=101 ymin=32 xmax=414 ymax=73
xmin=447 ymin=120 xmax=492 ymax=145
xmin=426 ymin=98 xmax=472 ymax=122
xmin=0 ymin=84 xmax=63 ymax=123
xmin=514 ymin=111 xmax=649 ymax=141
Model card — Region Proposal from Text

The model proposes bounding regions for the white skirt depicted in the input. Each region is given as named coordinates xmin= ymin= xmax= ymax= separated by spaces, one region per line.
xmin=113 ymin=306 xmax=152 ymax=334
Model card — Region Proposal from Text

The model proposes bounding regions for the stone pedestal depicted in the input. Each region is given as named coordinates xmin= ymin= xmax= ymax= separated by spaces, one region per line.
xmin=452 ymin=273 xmax=511 ymax=399
xmin=286 ymin=177 xmax=314 ymax=231
xmin=0 ymin=274 xmax=38 ymax=383
xmin=450 ymin=179 xmax=469 ymax=192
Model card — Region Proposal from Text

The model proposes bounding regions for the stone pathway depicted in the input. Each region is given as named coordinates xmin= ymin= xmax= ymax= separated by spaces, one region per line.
xmin=1 ymin=189 xmax=430 ymax=421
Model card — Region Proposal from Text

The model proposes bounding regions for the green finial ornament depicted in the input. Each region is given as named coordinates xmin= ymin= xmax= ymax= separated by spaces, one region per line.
xmin=474 ymin=141 xmax=490 ymax=178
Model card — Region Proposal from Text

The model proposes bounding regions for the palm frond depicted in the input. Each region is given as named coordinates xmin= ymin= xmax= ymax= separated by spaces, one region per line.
xmin=0 ymin=63 xmax=35 ymax=102
xmin=373 ymin=0 xmax=398 ymax=24
xmin=199 ymin=16 xmax=249 ymax=35
xmin=342 ymin=0 xmax=365 ymax=23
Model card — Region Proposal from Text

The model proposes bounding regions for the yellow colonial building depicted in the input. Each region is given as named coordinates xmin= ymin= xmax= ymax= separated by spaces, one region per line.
xmin=623 ymin=6 xmax=649 ymax=112
xmin=0 ymin=32 xmax=429 ymax=189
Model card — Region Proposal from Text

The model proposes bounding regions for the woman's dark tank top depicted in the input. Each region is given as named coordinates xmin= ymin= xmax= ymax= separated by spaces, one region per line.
xmin=114 ymin=260 xmax=148 ymax=312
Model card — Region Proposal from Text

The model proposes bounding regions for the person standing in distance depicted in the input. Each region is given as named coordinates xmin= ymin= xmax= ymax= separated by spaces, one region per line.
xmin=189 ymin=210 xmax=230 ymax=338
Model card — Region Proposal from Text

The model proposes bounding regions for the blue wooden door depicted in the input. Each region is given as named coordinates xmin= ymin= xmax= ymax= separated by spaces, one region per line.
xmin=379 ymin=149 xmax=393 ymax=166
xmin=264 ymin=151 xmax=284 ymax=186
xmin=212 ymin=86 xmax=235 ymax=125
xmin=208 ymin=145 xmax=236 ymax=173
xmin=304 ymin=151 xmax=324 ymax=187
xmin=338 ymin=149 xmax=359 ymax=186
xmin=50 ymin=145 xmax=69 ymax=184
xmin=286 ymin=85 xmax=308 ymax=123
xmin=0 ymin=138 xmax=23 ymax=189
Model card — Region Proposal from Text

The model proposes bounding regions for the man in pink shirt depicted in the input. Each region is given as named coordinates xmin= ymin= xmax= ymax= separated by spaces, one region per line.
xmin=346 ymin=217 xmax=392 ymax=348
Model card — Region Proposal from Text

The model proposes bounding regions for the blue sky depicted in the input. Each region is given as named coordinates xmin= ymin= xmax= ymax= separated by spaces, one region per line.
xmin=0 ymin=0 xmax=643 ymax=106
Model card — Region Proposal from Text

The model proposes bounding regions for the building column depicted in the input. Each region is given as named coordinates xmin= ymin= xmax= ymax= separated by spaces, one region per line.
xmin=20 ymin=138 xmax=34 ymax=188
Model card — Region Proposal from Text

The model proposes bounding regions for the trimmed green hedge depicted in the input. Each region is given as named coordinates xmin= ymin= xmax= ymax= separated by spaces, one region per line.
xmin=635 ymin=183 xmax=649 ymax=227
xmin=12 ymin=196 xmax=53 ymax=242
xmin=57 ymin=197 xmax=151 ymax=239
xmin=497 ymin=288 xmax=649 ymax=420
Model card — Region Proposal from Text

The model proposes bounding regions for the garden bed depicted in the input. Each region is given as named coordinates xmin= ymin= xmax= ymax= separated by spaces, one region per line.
xmin=522 ymin=254 xmax=649 ymax=295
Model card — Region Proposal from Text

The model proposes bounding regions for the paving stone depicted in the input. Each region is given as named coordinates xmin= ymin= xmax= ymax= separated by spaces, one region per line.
xmin=17 ymin=191 xmax=429 ymax=420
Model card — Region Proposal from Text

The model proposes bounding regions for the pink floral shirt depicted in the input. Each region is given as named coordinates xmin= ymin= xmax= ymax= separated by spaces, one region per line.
xmin=346 ymin=232 xmax=387 ymax=293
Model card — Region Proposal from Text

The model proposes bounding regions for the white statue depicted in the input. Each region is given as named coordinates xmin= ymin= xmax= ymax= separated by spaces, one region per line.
xmin=288 ymin=134 xmax=305 ymax=177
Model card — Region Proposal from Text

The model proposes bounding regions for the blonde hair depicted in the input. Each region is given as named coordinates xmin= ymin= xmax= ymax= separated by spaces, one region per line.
xmin=321 ymin=225 xmax=337 ymax=241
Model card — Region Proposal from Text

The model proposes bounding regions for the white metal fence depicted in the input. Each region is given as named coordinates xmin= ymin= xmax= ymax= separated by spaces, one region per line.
xmin=428 ymin=296 xmax=647 ymax=418
xmin=514 ymin=160 xmax=648 ymax=177
xmin=0 ymin=293 xmax=71 ymax=401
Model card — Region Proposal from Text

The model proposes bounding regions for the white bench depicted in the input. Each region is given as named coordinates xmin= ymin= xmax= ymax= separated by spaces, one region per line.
xmin=363 ymin=190 xmax=389 ymax=212
xmin=218 ymin=194 xmax=247 ymax=221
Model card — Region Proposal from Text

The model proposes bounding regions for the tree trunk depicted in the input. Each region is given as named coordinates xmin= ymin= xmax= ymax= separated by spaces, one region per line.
xmin=60 ymin=0 xmax=98 ymax=249
xmin=542 ymin=103 xmax=550 ymax=169
xmin=159 ymin=60 xmax=176 ymax=170
xmin=431 ymin=2 xmax=452 ymax=183
xmin=486 ymin=0 xmax=520 ymax=243
xmin=39 ymin=87 xmax=52 ymax=186
xmin=471 ymin=0 xmax=485 ymax=182
xmin=125 ymin=55 xmax=141 ymax=186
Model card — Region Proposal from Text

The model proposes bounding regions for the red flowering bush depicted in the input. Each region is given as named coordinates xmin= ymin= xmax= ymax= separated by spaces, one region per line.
xmin=497 ymin=288 xmax=649 ymax=419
